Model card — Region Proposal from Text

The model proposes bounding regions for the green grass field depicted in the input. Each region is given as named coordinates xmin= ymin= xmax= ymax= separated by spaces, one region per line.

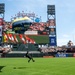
xmin=0 ymin=57 xmax=75 ymax=75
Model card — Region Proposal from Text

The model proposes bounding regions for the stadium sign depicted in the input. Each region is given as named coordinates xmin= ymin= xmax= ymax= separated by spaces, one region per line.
xmin=49 ymin=36 xmax=57 ymax=46
xmin=11 ymin=12 xmax=35 ymax=21
xmin=17 ymin=12 xmax=35 ymax=17
xmin=55 ymin=53 xmax=66 ymax=57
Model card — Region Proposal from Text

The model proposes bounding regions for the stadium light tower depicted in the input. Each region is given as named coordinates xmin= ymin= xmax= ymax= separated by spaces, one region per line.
xmin=0 ymin=3 xmax=5 ymax=19
xmin=47 ymin=5 xmax=55 ymax=19
xmin=47 ymin=5 xmax=57 ymax=47
xmin=0 ymin=3 xmax=5 ymax=44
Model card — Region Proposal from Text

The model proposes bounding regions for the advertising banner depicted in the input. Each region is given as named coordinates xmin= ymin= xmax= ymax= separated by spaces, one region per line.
xmin=48 ymin=19 xmax=55 ymax=26
xmin=25 ymin=31 xmax=38 ymax=35
xmin=48 ymin=19 xmax=57 ymax=46
xmin=55 ymin=53 xmax=66 ymax=57
xmin=49 ymin=36 xmax=57 ymax=46
xmin=49 ymin=28 xmax=56 ymax=35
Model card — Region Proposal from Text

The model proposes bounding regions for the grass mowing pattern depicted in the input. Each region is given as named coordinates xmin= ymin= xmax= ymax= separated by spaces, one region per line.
xmin=0 ymin=57 xmax=75 ymax=75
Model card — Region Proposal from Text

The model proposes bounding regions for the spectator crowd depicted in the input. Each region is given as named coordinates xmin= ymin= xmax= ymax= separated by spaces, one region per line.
xmin=2 ymin=21 xmax=49 ymax=35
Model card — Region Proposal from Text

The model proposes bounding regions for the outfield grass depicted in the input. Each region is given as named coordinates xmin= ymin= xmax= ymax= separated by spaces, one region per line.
xmin=0 ymin=57 xmax=75 ymax=75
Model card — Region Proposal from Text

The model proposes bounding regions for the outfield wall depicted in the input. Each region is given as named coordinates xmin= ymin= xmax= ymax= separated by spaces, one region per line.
xmin=4 ymin=52 xmax=75 ymax=58
xmin=55 ymin=53 xmax=74 ymax=57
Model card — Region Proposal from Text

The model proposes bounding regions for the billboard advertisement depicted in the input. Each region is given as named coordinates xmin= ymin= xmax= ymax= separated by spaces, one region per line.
xmin=48 ymin=19 xmax=55 ymax=27
xmin=49 ymin=28 xmax=56 ymax=35
xmin=55 ymin=53 xmax=66 ymax=57
xmin=49 ymin=36 xmax=57 ymax=46
xmin=48 ymin=19 xmax=57 ymax=46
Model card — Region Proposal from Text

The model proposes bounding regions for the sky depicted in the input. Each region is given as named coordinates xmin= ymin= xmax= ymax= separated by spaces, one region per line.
xmin=0 ymin=0 xmax=75 ymax=46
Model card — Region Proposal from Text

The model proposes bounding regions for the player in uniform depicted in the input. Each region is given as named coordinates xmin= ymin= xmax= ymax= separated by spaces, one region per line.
xmin=25 ymin=51 xmax=35 ymax=62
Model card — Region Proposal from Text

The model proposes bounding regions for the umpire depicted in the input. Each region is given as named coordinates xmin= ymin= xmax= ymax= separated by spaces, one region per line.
xmin=25 ymin=51 xmax=35 ymax=62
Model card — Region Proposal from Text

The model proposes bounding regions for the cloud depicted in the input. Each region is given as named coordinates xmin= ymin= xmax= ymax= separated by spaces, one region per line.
xmin=62 ymin=34 xmax=70 ymax=38
xmin=57 ymin=33 xmax=75 ymax=46
xmin=57 ymin=34 xmax=71 ymax=46
xmin=57 ymin=38 xmax=68 ymax=46
xmin=56 ymin=0 xmax=75 ymax=14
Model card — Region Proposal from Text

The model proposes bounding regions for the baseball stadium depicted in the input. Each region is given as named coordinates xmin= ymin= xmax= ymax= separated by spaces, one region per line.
xmin=0 ymin=1 xmax=75 ymax=75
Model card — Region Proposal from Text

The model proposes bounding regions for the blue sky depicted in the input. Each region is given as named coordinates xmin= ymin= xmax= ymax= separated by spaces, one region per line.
xmin=0 ymin=0 xmax=75 ymax=46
